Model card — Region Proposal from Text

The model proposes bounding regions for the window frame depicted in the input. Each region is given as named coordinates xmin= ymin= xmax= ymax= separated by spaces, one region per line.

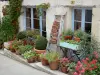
xmin=72 ymin=8 xmax=92 ymax=32
xmin=23 ymin=7 xmax=46 ymax=36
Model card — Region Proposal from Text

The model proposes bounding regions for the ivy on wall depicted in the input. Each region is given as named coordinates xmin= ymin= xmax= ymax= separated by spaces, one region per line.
xmin=36 ymin=3 xmax=50 ymax=16
xmin=9 ymin=0 xmax=23 ymax=34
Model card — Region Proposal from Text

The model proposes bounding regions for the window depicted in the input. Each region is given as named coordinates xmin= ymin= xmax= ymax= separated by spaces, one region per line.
xmin=24 ymin=7 xmax=46 ymax=37
xmin=72 ymin=8 xmax=92 ymax=34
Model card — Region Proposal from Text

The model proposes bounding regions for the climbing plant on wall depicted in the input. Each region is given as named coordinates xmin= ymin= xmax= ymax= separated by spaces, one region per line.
xmin=36 ymin=3 xmax=50 ymax=16
xmin=9 ymin=0 xmax=23 ymax=34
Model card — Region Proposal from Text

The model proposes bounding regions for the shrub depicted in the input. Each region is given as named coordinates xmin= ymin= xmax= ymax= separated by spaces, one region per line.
xmin=65 ymin=29 xmax=74 ymax=36
xmin=35 ymin=36 xmax=47 ymax=50
xmin=25 ymin=29 xmax=40 ymax=39
xmin=74 ymin=29 xmax=85 ymax=39
xmin=16 ymin=31 xmax=26 ymax=40
xmin=12 ymin=40 xmax=23 ymax=50
xmin=46 ymin=51 xmax=60 ymax=62
xmin=0 ymin=15 xmax=15 ymax=42
xmin=18 ymin=45 xmax=33 ymax=54
xmin=22 ymin=50 xmax=38 ymax=59
xmin=0 ymin=39 xmax=3 ymax=45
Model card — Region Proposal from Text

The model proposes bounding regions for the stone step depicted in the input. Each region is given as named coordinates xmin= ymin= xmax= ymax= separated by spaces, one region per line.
xmin=35 ymin=62 xmax=68 ymax=75
xmin=1 ymin=48 xmax=68 ymax=75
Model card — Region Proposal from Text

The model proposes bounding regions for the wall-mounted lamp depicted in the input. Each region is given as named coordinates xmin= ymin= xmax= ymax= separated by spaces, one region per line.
xmin=71 ymin=0 xmax=75 ymax=4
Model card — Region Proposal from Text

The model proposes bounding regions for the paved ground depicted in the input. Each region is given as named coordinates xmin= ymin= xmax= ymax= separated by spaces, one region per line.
xmin=0 ymin=54 xmax=50 ymax=75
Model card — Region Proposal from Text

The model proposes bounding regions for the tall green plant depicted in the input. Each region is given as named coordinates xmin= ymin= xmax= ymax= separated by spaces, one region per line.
xmin=0 ymin=15 xmax=15 ymax=42
xmin=78 ymin=34 xmax=100 ymax=59
xmin=9 ymin=0 xmax=23 ymax=34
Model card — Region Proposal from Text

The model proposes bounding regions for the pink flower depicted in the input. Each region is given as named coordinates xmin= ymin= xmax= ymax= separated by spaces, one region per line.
xmin=73 ymin=72 xmax=78 ymax=75
xmin=86 ymin=58 xmax=89 ymax=61
xmin=80 ymin=68 xmax=85 ymax=73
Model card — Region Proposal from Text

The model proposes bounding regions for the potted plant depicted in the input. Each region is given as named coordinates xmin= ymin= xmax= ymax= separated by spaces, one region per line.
xmin=34 ymin=36 xmax=48 ymax=54
xmin=10 ymin=40 xmax=23 ymax=54
xmin=74 ymin=29 xmax=85 ymax=42
xmin=16 ymin=31 xmax=26 ymax=40
xmin=23 ymin=50 xmax=38 ymax=63
xmin=40 ymin=53 xmax=49 ymax=66
xmin=18 ymin=45 xmax=33 ymax=55
xmin=67 ymin=62 xmax=76 ymax=75
xmin=46 ymin=51 xmax=60 ymax=70
xmin=60 ymin=57 xmax=69 ymax=73
xmin=64 ymin=29 xmax=74 ymax=40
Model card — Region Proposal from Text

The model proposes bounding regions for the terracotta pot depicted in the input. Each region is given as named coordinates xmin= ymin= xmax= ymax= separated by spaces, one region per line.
xmin=34 ymin=48 xmax=46 ymax=54
xmin=60 ymin=67 xmax=69 ymax=73
xmin=74 ymin=37 xmax=80 ymax=42
xmin=37 ymin=56 xmax=41 ymax=62
xmin=49 ymin=60 xmax=59 ymax=70
xmin=41 ymin=58 xmax=49 ymax=66
xmin=64 ymin=36 xmax=72 ymax=40
xmin=27 ymin=56 xmax=36 ymax=63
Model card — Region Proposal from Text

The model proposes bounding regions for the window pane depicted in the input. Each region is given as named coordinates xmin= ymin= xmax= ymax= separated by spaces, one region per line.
xmin=42 ymin=10 xmax=46 ymax=20
xmin=85 ymin=10 xmax=92 ymax=22
xmin=26 ymin=8 xmax=31 ymax=18
xmin=42 ymin=20 xmax=46 ymax=31
xmin=26 ymin=18 xmax=31 ymax=30
xmin=74 ymin=9 xmax=82 ymax=21
xmin=42 ymin=31 xmax=46 ymax=37
xmin=34 ymin=19 xmax=40 ymax=29
xmin=85 ymin=23 xmax=91 ymax=33
xmin=33 ymin=8 xmax=39 ymax=19
xmin=74 ymin=22 xmax=81 ymax=30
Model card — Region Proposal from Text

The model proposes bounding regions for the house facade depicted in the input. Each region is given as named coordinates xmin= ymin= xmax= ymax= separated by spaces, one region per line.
xmin=0 ymin=0 xmax=100 ymax=42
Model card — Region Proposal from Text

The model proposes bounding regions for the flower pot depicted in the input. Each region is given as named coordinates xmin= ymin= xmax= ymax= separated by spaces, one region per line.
xmin=37 ymin=56 xmax=41 ymax=62
xmin=49 ymin=60 xmax=59 ymax=70
xmin=74 ymin=37 xmax=80 ymax=42
xmin=34 ymin=48 xmax=46 ymax=54
xmin=60 ymin=67 xmax=69 ymax=73
xmin=41 ymin=58 xmax=49 ymax=66
xmin=64 ymin=36 xmax=72 ymax=40
xmin=27 ymin=56 xmax=36 ymax=63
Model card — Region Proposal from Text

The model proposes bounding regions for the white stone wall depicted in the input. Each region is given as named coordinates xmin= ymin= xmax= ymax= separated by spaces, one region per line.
xmin=1 ymin=0 xmax=100 ymax=42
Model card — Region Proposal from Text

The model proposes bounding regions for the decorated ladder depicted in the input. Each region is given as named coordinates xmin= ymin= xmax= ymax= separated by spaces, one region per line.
xmin=46 ymin=15 xmax=64 ymax=51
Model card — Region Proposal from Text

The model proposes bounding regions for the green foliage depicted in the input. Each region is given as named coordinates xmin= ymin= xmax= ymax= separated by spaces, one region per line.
xmin=0 ymin=15 xmax=15 ymax=42
xmin=74 ymin=29 xmax=85 ymax=39
xmin=22 ymin=50 xmax=37 ymax=59
xmin=9 ymin=0 xmax=23 ymax=34
xmin=18 ymin=45 xmax=33 ymax=54
xmin=0 ymin=39 xmax=3 ymax=45
xmin=64 ymin=29 xmax=74 ymax=36
xmin=35 ymin=36 xmax=47 ymax=50
xmin=12 ymin=40 xmax=23 ymax=50
xmin=36 ymin=3 xmax=50 ymax=16
xmin=78 ymin=35 xmax=100 ymax=59
xmin=25 ymin=29 xmax=40 ymax=39
xmin=66 ymin=40 xmax=80 ymax=45
xmin=16 ymin=31 xmax=26 ymax=40
xmin=2 ymin=5 xmax=10 ymax=15
xmin=46 ymin=51 xmax=60 ymax=62
xmin=67 ymin=62 xmax=76 ymax=72
xmin=40 ymin=53 xmax=48 ymax=59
